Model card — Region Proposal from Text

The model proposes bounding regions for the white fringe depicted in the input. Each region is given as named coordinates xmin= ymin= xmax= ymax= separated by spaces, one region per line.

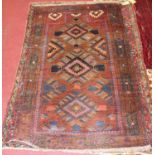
xmin=31 ymin=0 xmax=136 ymax=7
xmin=3 ymin=139 xmax=151 ymax=155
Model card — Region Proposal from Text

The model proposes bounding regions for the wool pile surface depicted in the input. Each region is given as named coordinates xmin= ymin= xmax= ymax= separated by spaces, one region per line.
xmin=135 ymin=0 xmax=152 ymax=69
xmin=3 ymin=1 xmax=151 ymax=153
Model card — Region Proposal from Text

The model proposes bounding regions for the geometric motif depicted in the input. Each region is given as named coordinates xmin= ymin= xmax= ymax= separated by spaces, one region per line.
xmin=92 ymin=38 xmax=108 ymax=59
xmin=64 ymin=57 xmax=92 ymax=77
xmin=88 ymin=79 xmax=112 ymax=101
xmin=88 ymin=36 xmax=109 ymax=60
xmin=126 ymin=113 xmax=139 ymax=135
xmin=121 ymin=74 xmax=133 ymax=93
xmin=47 ymin=39 xmax=64 ymax=62
xmin=42 ymin=79 xmax=67 ymax=101
xmin=89 ymin=10 xmax=104 ymax=18
xmin=58 ymin=22 xmax=97 ymax=45
xmin=94 ymin=64 xmax=105 ymax=71
xmin=49 ymin=45 xmax=106 ymax=86
xmin=39 ymin=18 xmax=115 ymax=134
xmin=48 ymin=12 xmax=62 ymax=21
xmin=34 ymin=25 xmax=43 ymax=36
xmin=47 ymin=41 xmax=63 ymax=59
xmin=115 ymin=39 xmax=125 ymax=57
xmin=51 ymin=65 xmax=61 ymax=72
xmin=63 ymin=99 xmax=91 ymax=118
xmin=71 ymin=13 xmax=81 ymax=17
xmin=56 ymin=93 xmax=97 ymax=126
xmin=52 ymin=49 xmax=98 ymax=83
xmin=65 ymin=24 xmax=87 ymax=39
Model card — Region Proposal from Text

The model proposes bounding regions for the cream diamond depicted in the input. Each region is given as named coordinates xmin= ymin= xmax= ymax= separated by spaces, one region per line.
xmin=64 ymin=58 xmax=92 ymax=77
xmin=63 ymin=99 xmax=91 ymax=118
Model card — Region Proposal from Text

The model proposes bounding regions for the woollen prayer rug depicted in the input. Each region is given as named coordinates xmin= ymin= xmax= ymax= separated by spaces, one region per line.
xmin=3 ymin=1 xmax=152 ymax=154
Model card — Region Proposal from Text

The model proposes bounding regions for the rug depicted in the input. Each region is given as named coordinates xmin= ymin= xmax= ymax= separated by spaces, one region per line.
xmin=3 ymin=1 xmax=152 ymax=154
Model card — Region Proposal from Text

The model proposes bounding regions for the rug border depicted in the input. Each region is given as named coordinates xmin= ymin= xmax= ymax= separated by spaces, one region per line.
xmin=2 ymin=2 xmax=35 ymax=146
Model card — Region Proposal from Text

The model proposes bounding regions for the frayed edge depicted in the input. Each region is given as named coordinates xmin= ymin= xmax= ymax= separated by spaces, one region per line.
xmin=30 ymin=0 xmax=136 ymax=7
xmin=3 ymin=141 xmax=151 ymax=155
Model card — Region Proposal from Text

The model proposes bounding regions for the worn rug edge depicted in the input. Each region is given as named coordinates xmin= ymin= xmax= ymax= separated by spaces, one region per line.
xmin=3 ymin=144 xmax=151 ymax=154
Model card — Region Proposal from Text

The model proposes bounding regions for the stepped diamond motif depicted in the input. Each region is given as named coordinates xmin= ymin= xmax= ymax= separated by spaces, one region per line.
xmin=48 ymin=12 xmax=62 ymax=21
xmin=56 ymin=93 xmax=97 ymax=125
xmin=66 ymin=24 xmax=87 ymax=39
xmin=64 ymin=58 xmax=92 ymax=77
xmin=63 ymin=99 xmax=91 ymax=118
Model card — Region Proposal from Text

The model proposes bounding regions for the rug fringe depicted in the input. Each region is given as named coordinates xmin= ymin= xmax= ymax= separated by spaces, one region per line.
xmin=3 ymin=141 xmax=151 ymax=155
xmin=30 ymin=0 xmax=136 ymax=7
